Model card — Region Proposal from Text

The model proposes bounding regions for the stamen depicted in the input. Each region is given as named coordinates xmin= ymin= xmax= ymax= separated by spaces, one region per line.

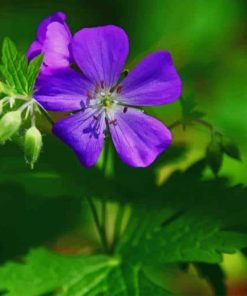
xmin=123 ymin=107 xmax=128 ymax=113
xmin=93 ymin=115 xmax=98 ymax=120
xmin=86 ymin=91 xmax=92 ymax=99
xmin=95 ymin=84 xmax=100 ymax=93
xmin=116 ymin=85 xmax=122 ymax=94
xmin=100 ymin=80 xmax=105 ymax=89
xmin=110 ymin=85 xmax=116 ymax=93
xmin=109 ymin=119 xmax=117 ymax=126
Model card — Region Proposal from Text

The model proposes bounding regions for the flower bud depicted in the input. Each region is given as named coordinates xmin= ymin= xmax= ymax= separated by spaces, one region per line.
xmin=24 ymin=126 xmax=42 ymax=169
xmin=206 ymin=137 xmax=223 ymax=176
xmin=0 ymin=111 xmax=22 ymax=143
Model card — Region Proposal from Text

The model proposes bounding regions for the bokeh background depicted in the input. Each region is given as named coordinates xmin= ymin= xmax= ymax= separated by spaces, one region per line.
xmin=0 ymin=0 xmax=247 ymax=295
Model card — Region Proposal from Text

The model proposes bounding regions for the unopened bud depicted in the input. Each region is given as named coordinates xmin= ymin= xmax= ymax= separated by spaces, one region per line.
xmin=0 ymin=111 xmax=21 ymax=143
xmin=24 ymin=126 xmax=42 ymax=169
xmin=206 ymin=137 xmax=223 ymax=176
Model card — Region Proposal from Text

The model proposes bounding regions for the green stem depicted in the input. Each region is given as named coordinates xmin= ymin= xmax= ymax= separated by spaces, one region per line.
xmin=35 ymin=100 xmax=55 ymax=125
xmin=168 ymin=120 xmax=181 ymax=130
xmin=87 ymin=196 xmax=108 ymax=252
xmin=100 ymin=200 xmax=108 ymax=250
xmin=111 ymin=204 xmax=125 ymax=252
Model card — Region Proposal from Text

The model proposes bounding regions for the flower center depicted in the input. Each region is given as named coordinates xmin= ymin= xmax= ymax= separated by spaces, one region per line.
xmin=100 ymin=92 xmax=114 ymax=109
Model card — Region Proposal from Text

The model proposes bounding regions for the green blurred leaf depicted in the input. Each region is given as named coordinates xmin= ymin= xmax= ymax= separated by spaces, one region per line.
xmin=116 ymin=161 xmax=247 ymax=265
xmin=221 ymin=136 xmax=241 ymax=161
xmin=180 ymin=96 xmax=205 ymax=128
xmin=0 ymin=248 xmax=171 ymax=296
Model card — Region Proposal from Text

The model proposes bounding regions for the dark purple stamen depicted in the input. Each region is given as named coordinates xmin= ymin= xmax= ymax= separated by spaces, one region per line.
xmin=123 ymin=107 xmax=128 ymax=113
xmin=116 ymin=85 xmax=122 ymax=94
xmin=100 ymin=80 xmax=105 ymax=89
xmin=110 ymin=85 xmax=116 ymax=93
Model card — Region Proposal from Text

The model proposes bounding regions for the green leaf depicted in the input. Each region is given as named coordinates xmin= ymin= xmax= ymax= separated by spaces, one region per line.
xmin=26 ymin=54 xmax=43 ymax=94
xmin=0 ymin=38 xmax=42 ymax=96
xmin=0 ymin=248 xmax=171 ymax=296
xmin=116 ymin=161 xmax=247 ymax=265
xmin=0 ymin=38 xmax=28 ymax=95
xmin=221 ymin=136 xmax=241 ymax=161
xmin=180 ymin=96 xmax=205 ymax=127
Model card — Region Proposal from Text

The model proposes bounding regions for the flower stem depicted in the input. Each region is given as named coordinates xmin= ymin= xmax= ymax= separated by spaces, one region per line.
xmin=34 ymin=100 xmax=55 ymax=125
xmin=111 ymin=204 xmax=125 ymax=252
xmin=86 ymin=196 xmax=109 ymax=252
xmin=168 ymin=120 xmax=182 ymax=130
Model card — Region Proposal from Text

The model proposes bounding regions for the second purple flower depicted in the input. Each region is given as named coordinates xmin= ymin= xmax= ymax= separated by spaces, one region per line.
xmin=35 ymin=25 xmax=182 ymax=167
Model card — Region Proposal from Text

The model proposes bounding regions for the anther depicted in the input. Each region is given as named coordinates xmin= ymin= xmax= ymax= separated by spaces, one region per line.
xmin=110 ymin=85 xmax=116 ymax=93
xmin=100 ymin=80 xmax=105 ymax=89
xmin=93 ymin=115 xmax=98 ymax=120
xmin=123 ymin=107 xmax=128 ymax=113
xmin=109 ymin=119 xmax=117 ymax=126
xmin=95 ymin=84 xmax=100 ymax=93
xmin=116 ymin=85 xmax=122 ymax=94
xmin=86 ymin=91 xmax=92 ymax=99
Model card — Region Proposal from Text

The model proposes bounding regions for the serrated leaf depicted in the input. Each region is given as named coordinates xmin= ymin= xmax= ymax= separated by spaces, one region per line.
xmin=0 ymin=248 xmax=171 ymax=296
xmin=0 ymin=38 xmax=42 ymax=96
xmin=26 ymin=54 xmax=43 ymax=94
xmin=116 ymin=161 xmax=247 ymax=265
xmin=0 ymin=38 xmax=28 ymax=95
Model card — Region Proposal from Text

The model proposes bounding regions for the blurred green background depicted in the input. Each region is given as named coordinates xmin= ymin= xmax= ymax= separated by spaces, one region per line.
xmin=0 ymin=0 xmax=247 ymax=295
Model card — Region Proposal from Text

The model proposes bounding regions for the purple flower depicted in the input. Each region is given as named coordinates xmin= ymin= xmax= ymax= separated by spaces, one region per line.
xmin=35 ymin=25 xmax=182 ymax=167
xmin=27 ymin=12 xmax=72 ymax=70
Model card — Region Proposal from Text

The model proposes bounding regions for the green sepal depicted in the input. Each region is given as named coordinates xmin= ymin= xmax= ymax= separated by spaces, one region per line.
xmin=24 ymin=126 xmax=42 ymax=169
xmin=0 ymin=110 xmax=21 ymax=143
xmin=206 ymin=136 xmax=223 ymax=175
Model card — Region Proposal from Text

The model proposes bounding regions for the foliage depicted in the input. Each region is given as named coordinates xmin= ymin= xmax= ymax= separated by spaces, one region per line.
xmin=0 ymin=38 xmax=42 ymax=96
xmin=0 ymin=138 xmax=246 ymax=295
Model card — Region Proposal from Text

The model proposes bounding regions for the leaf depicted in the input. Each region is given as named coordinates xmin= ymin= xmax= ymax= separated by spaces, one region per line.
xmin=180 ymin=96 xmax=205 ymax=127
xmin=0 ymin=38 xmax=42 ymax=96
xmin=26 ymin=54 xmax=43 ymax=94
xmin=0 ymin=248 xmax=171 ymax=296
xmin=116 ymin=161 xmax=247 ymax=265
xmin=0 ymin=38 xmax=28 ymax=95
xmin=221 ymin=136 xmax=241 ymax=161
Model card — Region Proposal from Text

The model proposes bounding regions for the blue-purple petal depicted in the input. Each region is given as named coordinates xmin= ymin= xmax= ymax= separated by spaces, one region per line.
xmin=27 ymin=12 xmax=72 ymax=68
xmin=109 ymin=107 xmax=172 ymax=167
xmin=72 ymin=25 xmax=129 ymax=88
xmin=119 ymin=51 xmax=182 ymax=106
xmin=53 ymin=109 xmax=106 ymax=167
xmin=35 ymin=68 xmax=92 ymax=112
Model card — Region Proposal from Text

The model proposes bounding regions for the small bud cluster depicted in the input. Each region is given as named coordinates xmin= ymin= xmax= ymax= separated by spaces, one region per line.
xmin=0 ymin=93 xmax=43 ymax=169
